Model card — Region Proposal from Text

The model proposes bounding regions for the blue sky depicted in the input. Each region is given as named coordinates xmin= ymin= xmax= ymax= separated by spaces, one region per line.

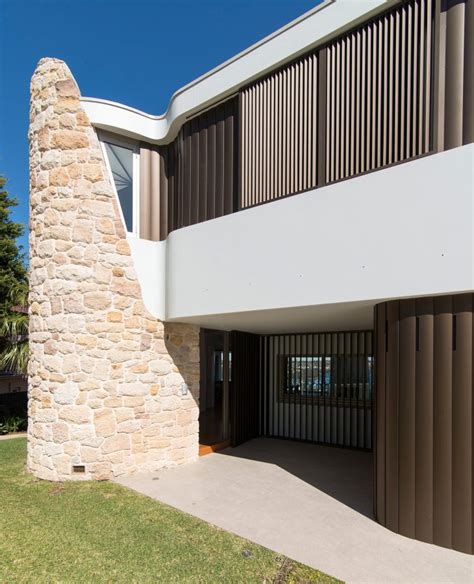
xmin=0 ymin=0 xmax=318 ymax=259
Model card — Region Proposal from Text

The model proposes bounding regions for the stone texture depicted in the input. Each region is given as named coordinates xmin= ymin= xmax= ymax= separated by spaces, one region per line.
xmin=28 ymin=58 xmax=200 ymax=481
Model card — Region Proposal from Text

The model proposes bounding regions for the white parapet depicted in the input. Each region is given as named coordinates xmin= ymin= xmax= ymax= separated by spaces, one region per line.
xmin=128 ymin=237 xmax=167 ymax=321
xmin=157 ymin=145 xmax=473 ymax=332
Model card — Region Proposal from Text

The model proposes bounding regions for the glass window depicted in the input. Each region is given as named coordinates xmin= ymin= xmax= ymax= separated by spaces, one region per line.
xmin=214 ymin=350 xmax=224 ymax=383
xmin=103 ymin=141 xmax=134 ymax=233
xmin=284 ymin=356 xmax=332 ymax=397
xmin=213 ymin=350 xmax=232 ymax=383
xmin=284 ymin=354 xmax=373 ymax=400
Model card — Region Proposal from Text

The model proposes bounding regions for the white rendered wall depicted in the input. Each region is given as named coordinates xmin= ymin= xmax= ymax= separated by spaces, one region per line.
xmin=128 ymin=237 xmax=166 ymax=321
xmin=164 ymin=145 xmax=474 ymax=326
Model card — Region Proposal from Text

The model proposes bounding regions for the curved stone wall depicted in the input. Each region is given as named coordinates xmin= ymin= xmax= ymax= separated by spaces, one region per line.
xmin=375 ymin=294 xmax=473 ymax=554
xmin=28 ymin=58 xmax=199 ymax=481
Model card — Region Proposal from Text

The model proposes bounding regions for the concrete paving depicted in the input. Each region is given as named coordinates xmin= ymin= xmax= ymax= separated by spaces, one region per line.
xmin=116 ymin=438 xmax=473 ymax=583
xmin=0 ymin=432 xmax=27 ymax=441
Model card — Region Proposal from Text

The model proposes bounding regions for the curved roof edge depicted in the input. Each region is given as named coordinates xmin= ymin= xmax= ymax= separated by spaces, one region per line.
xmin=81 ymin=0 xmax=391 ymax=144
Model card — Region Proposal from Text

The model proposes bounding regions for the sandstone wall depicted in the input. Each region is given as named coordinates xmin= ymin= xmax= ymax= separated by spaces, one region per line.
xmin=28 ymin=58 xmax=200 ymax=481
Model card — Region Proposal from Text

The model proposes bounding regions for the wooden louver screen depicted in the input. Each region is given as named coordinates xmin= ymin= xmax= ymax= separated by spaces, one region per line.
xmin=261 ymin=331 xmax=374 ymax=450
xmin=240 ymin=53 xmax=320 ymax=208
xmin=157 ymin=97 xmax=237 ymax=237
xmin=326 ymin=0 xmax=434 ymax=182
xmin=141 ymin=0 xmax=457 ymax=239
xmin=375 ymin=294 xmax=474 ymax=554
xmin=240 ymin=0 xmax=435 ymax=206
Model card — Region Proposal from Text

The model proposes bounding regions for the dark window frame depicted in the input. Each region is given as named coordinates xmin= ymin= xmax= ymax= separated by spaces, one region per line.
xmin=278 ymin=353 xmax=374 ymax=408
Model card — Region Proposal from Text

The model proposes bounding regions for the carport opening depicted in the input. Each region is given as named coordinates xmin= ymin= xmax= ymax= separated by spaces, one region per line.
xmin=199 ymin=329 xmax=375 ymax=517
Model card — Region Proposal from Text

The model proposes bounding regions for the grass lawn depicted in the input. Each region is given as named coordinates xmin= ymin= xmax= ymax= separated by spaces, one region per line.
xmin=0 ymin=438 xmax=341 ymax=583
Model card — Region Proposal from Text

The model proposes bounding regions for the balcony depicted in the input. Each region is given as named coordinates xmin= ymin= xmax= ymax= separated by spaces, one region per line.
xmin=129 ymin=143 xmax=474 ymax=332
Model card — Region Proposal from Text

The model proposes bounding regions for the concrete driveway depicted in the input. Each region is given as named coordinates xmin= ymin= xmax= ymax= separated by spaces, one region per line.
xmin=115 ymin=438 xmax=473 ymax=583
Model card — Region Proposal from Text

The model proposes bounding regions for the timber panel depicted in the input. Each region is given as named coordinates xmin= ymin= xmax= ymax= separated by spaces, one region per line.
xmin=326 ymin=0 xmax=434 ymax=182
xmin=240 ymin=53 xmax=320 ymax=207
xmin=375 ymin=295 xmax=473 ymax=554
xmin=170 ymin=97 xmax=238 ymax=232
xmin=230 ymin=331 xmax=261 ymax=447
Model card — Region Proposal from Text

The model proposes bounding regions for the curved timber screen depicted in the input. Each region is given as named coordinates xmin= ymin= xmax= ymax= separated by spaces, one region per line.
xmin=375 ymin=295 xmax=473 ymax=554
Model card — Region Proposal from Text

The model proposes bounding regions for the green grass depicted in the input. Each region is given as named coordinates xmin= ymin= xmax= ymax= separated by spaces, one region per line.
xmin=0 ymin=438 xmax=341 ymax=584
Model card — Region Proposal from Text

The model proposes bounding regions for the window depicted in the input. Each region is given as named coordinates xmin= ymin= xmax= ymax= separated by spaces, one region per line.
xmin=100 ymin=135 xmax=139 ymax=235
xmin=283 ymin=355 xmax=373 ymax=401
xmin=214 ymin=351 xmax=224 ymax=383
xmin=213 ymin=350 xmax=232 ymax=383
xmin=284 ymin=356 xmax=332 ymax=398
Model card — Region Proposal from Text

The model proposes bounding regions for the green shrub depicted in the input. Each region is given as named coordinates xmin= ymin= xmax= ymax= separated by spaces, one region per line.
xmin=0 ymin=415 xmax=27 ymax=434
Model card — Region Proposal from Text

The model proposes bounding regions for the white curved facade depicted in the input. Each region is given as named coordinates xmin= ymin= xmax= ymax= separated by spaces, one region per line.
xmin=123 ymin=145 xmax=474 ymax=331
xmin=87 ymin=0 xmax=474 ymax=334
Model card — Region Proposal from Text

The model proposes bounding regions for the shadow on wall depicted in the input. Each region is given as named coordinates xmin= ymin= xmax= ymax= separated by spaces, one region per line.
xmin=163 ymin=322 xmax=200 ymax=407
xmin=218 ymin=437 xmax=374 ymax=519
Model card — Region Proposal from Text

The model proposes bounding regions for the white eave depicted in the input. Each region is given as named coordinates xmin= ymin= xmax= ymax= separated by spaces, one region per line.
xmin=81 ymin=0 xmax=393 ymax=144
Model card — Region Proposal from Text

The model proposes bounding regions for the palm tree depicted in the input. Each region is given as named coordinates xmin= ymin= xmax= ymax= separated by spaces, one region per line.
xmin=0 ymin=281 xmax=28 ymax=375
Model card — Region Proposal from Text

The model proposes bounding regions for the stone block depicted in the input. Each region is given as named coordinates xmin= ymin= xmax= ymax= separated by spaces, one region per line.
xmin=83 ymin=291 xmax=111 ymax=310
xmin=53 ymin=382 xmax=78 ymax=405
xmin=107 ymin=311 xmax=123 ymax=323
xmin=51 ymin=130 xmax=89 ymax=150
xmin=72 ymin=219 xmax=93 ymax=243
xmin=59 ymin=405 xmax=91 ymax=424
xmin=94 ymin=409 xmax=116 ymax=438
xmin=118 ymin=382 xmax=148 ymax=397
xmin=102 ymin=433 xmax=130 ymax=454
xmin=49 ymin=167 xmax=69 ymax=186
xmin=80 ymin=446 xmax=99 ymax=463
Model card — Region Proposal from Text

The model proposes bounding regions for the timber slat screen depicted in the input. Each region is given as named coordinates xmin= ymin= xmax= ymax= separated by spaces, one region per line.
xmin=240 ymin=53 xmax=321 ymax=207
xmin=140 ymin=144 xmax=168 ymax=240
xmin=375 ymin=295 xmax=474 ymax=554
xmin=261 ymin=331 xmax=374 ymax=450
xmin=153 ymin=97 xmax=237 ymax=238
xmin=325 ymin=0 xmax=433 ymax=182
xmin=240 ymin=0 xmax=435 ymax=206
xmin=141 ymin=0 xmax=472 ymax=239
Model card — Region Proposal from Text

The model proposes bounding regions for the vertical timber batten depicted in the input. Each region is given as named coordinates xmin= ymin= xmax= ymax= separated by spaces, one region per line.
xmin=375 ymin=294 xmax=474 ymax=554
xmin=260 ymin=330 xmax=374 ymax=450
xmin=135 ymin=0 xmax=474 ymax=240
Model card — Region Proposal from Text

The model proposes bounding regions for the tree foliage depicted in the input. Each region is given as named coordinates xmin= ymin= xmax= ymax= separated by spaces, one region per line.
xmin=0 ymin=176 xmax=28 ymax=375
